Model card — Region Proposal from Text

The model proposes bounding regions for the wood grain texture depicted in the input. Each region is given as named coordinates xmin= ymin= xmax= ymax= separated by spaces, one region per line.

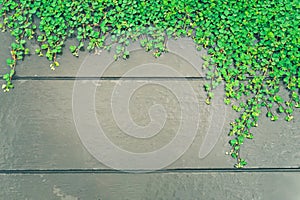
xmin=0 ymin=37 xmax=206 ymax=77
xmin=1 ymin=173 xmax=300 ymax=199
xmin=0 ymin=80 xmax=299 ymax=170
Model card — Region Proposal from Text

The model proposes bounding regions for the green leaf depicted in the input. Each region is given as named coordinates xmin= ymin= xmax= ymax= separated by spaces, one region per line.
xmin=54 ymin=61 xmax=59 ymax=67
xmin=230 ymin=139 xmax=237 ymax=146
xmin=278 ymin=106 xmax=284 ymax=113
xmin=205 ymin=98 xmax=211 ymax=105
xmin=3 ymin=73 xmax=9 ymax=81
xmin=1 ymin=0 xmax=299 ymax=168
xmin=267 ymin=32 xmax=274 ymax=39
xmin=204 ymin=83 xmax=211 ymax=91
xmin=6 ymin=59 xmax=14 ymax=66
xmin=231 ymin=152 xmax=237 ymax=159
xmin=113 ymin=54 xmax=118 ymax=61
xmin=35 ymin=48 xmax=41 ymax=54
xmin=246 ymin=134 xmax=254 ymax=139
xmin=237 ymin=136 xmax=244 ymax=144
xmin=20 ymin=40 xmax=26 ymax=45
xmin=239 ymin=159 xmax=247 ymax=167
xmin=9 ymin=69 xmax=15 ymax=77
xmin=25 ymin=48 xmax=30 ymax=55
xmin=69 ymin=45 xmax=76 ymax=53
xmin=41 ymin=44 xmax=49 ymax=50
xmin=37 ymin=35 xmax=44 ymax=42
xmin=274 ymin=95 xmax=283 ymax=103
xmin=208 ymin=92 xmax=214 ymax=99
xmin=234 ymin=145 xmax=240 ymax=151
xmin=285 ymin=115 xmax=294 ymax=122
xmin=285 ymin=108 xmax=293 ymax=114
xmin=224 ymin=98 xmax=231 ymax=105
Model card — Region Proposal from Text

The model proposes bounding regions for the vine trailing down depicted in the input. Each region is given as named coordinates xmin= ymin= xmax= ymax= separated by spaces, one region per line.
xmin=0 ymin=0 xmax=299 ymax=168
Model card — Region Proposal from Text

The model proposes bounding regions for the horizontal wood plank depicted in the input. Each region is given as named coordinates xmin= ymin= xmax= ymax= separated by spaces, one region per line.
xmin=1 ymin=172 xmax=300 ymax=199
xmin=0 ymin=80 xmax=299 ymax=170
xmin=0 ymin=34 xmax=206 ymax=77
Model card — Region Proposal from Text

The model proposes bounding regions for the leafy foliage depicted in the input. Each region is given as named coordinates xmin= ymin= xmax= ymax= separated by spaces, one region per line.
xmin=0 ymin=0 xmax=299 ymax=168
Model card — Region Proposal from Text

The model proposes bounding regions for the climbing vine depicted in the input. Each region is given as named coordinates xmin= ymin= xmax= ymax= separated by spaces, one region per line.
xmin=0 ymin=0 xmax=299 ymax=168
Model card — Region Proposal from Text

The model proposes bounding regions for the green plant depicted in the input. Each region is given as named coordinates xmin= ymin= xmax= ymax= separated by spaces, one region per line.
xmin=0 ymin=0 xmax=299 ymax=168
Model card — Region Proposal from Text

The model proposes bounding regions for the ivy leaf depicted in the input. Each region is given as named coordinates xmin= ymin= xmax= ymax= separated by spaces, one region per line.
xmin=69 ymin=45 xmax=76 ymax=53
xmin=9 ymin=69 xmax=15 ymax=77
xmin=230 ymin=139 xmax=237 ymax=146
xmin=41 ymin=44 xmax=48 ymax=50
xmin=237 ymin=136 xmax=244 ymax=144
xmin=231 ymin=152 xmax=237 ymax=159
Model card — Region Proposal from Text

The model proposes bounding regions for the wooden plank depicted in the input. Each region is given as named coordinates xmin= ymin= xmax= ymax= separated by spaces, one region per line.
xmin=0 ymin=80 xmax=299 ymax=169
xmin=0 ymin=37 xmax=206 ymax=77
xmin=0 ymin=30 xmax=14 ymax=75
xmin=1 ymin=172 xmax=300 ymax=199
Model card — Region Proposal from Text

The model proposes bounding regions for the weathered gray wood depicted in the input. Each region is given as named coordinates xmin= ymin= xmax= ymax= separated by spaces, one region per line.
xmin=0 ymin=30 xmax=14 ymax=75
xmin=0 ymin=37 xmax=206 ymax=77
xmin=1 ymin=172 xmax=300 ymax=199
xmin=0 ymin=80 xmax=299 ymax=169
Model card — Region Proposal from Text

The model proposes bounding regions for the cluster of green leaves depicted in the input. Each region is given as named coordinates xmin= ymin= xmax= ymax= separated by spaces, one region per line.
xmin=0 ymin=0 xmax=299 ymax=167
xmin=199 ymin=0 xmax=300 ymax=168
